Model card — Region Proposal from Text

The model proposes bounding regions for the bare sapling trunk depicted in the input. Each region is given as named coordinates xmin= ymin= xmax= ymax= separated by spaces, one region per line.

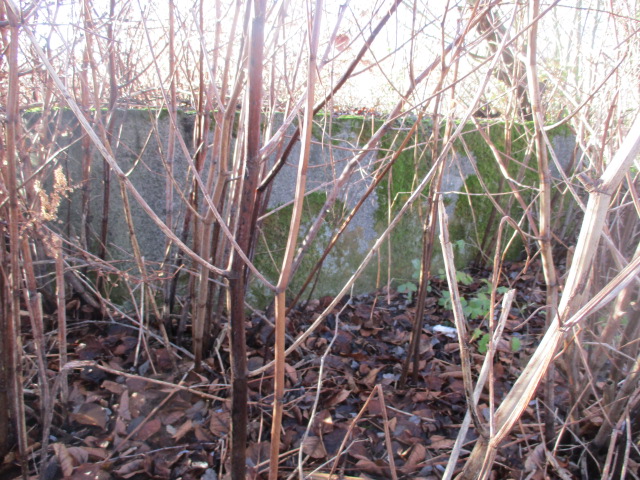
xmin=402 ymin=53 xmax=462 ymax=386
xmin=0 ymin=3 xmax=11 ymax=463
xmin=192 ymin=104 xmax=214 ymax=368
xmin=3 ymin=4 xmax=29 ymax=476
xmin=0 ymin=231 xmax=9 ymax=461
xmin=227 ymin=1 xmax=266 ymax=478
xmin=53 ymin=238 xmax=69 ymax=404
xmin=191 ymin=0 xmax=218 ymax=366
xmin=525 ymin=0 xmax=559 ymax=444
xmin=20 ymin=236 xmax=54 ymax=473
xmin=163 ymin=0 xmax=177 ymax=334
xmin=210 ymin=0 xmax=245 ymax=332
xmin=80 ymin=0 xmax=110 ymax=286
xmin=269 ymin=3 xmax=322 ymax=477
xmin=400 ymin=112 xmax=446 ymax=387
xmin=80 ymin=49 xmax=93 ymax=256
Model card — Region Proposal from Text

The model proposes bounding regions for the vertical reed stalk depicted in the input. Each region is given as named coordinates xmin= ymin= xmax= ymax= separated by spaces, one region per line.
xmin=3 ymin=5 xmax=28 ymax=476
xmin=81 ymin=0 xmax=110 ymax=276
xmin=191 ymin=0 xmax=209 ymax=367
xmin=20 ymin=237 xmax=53 ymax=471
xmin=54 ymin=238 xmax=69 ymax=403
xmin=79 ymin=50 xmax=93 ymax=255
xmin=163 ymin=0 xmax=177 ymax=333
xmin=0 ymin=230 xmax=9 ymax=461
xmin=525 ymin=0 xmax=559 ymax=443
xmin=270 ymin=3 xmax=322 ymax=477
xmin=401 ymin=45 xmax=464 ymax=385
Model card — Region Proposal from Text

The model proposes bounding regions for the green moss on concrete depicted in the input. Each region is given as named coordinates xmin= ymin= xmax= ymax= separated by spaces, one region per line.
xmin=447 ymin=123 xmax=530 ymax=261
xmin=447 ymin=122 xmax=574 ymax=263
xmin=374 ymin=129 xmax=429 ymax=223
xmin=250 ymin=191 xmax=348 ymax=307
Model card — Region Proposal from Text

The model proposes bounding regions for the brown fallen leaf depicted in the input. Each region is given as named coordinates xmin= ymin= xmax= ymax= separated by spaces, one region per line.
xmin=313 ymin=409 xmax=334 ymax=435
xmin=114 ymin=416 xmax=128 ymax=437
xmin=67 ymin=463 xmax=112 ymax=480
xmin=113 ymin=458 xmax=145 ymax=479
xmin=322 ymin=426 xmax=349 ymax=455
xmin=429 ymin=435 xmax=455 ymax=450
xmin=209 ymin=410 xmax=230 ymax=436
xmin=101 ymin=380 xmax=126 ymax=395
xmin=66 ymin=446 xmax=89 ymax=468
xmin=361 ymin=366 xmax=383 ymax=388
xmin=354 ymin=458 xmax=389 ymax=476
xmin=194 ymin=424 xmax=214 ymax=442
xmin=401 ymin=443 xmax=426 ymax=474
xmin=81 ymin=446 xmax=109 ymax=461
xmin=325 ymin=388 xmax=351 ymax=407
xmin=133 ymin=418 xmax=161 ymax=442
xmin=144 ymin=453 xmax=172 ymax=479
xmin=302 ymin=435 xmax=328 ymax=459
xmin=247 ymin=441 xmax=271 ymax=468
xmin=285 ymin=362 xmax=298 ymax=384
xmin=117 ymin=390 xmax=132 ymax=423
xmin=76 ymin=335 xmax=107 ymax=360
xmin=162 ymin=409 xmax=185 ymax=425
xmin=172 ymin=418 xmax=193 ymax=441
xmin=524 ymin=443 xmax=547 ymax=474
xmin=70 ymin=403 xmax=109 ymax=429
xmin=411 ymin=390 xmax=439 ymax=402
xmin=154 ymin=348 xmax=174 ymax=372
xmin=53 ymin=443 xmax=74 ymax=477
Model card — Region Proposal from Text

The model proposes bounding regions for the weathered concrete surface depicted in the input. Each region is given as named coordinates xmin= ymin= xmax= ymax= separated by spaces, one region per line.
xmin=32 ymin=110 xmax=575 ymax=304
xmin=29 ymin=109 xmax=194 ymax=274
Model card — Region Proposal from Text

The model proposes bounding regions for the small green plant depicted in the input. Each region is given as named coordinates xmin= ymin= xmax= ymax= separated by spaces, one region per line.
xmin=472 ymin=328 xmax=491 ymax=354
xmin=436 ymin=268 xmax=473 ymax=286
xmin=438 ymin=275 xmax=509 ymax=320
xmin=397 ymin=258 xmax=428 ymax=302
xmin=438 ymin=289 xmax=467 ymax=312
xmin=454 ymin=239 xmax=466 ymax=254
xmin=466 ymin=292 xmax=490 ymax=319
xmin=472 ymin=329 xmax=522 ymax=354
xmin=397 ymin=281 xmax=417 ymax=302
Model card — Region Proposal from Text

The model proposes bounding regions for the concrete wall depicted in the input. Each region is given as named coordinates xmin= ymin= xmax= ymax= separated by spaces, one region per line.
xmin=32 ymin=110 xmax=576 ymax=303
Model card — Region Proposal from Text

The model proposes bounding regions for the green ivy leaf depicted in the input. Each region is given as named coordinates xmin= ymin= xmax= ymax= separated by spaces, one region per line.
xmin=478 ymin=333 xmax=490 ymax=354
xmin=398 ymin=282 xmax=417 ymax=302
xmin=471 ymin=328 xmax=484 ymax=341
xmin=456 ymin=271 xmax=473 ymax=285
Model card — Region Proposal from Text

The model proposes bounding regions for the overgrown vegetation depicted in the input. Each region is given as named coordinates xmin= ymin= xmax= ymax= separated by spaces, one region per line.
xmin=1 ymin=1 xmax=640 ymax=479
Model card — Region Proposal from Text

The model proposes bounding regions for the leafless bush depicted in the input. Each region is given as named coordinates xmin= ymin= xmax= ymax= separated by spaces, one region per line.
xmin=1 ymin=1 xmax=639 ymax=479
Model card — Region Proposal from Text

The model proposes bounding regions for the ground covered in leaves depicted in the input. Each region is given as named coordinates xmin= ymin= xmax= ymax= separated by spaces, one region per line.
xmin=4 ymin=260 xmax=629 ymax=479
